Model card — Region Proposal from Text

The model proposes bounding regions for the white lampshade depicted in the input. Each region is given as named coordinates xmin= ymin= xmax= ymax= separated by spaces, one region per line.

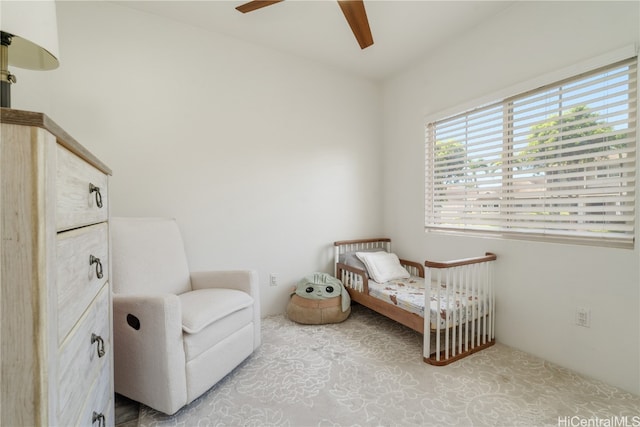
xmin=1 ymin=0 xmax=60 ymax=70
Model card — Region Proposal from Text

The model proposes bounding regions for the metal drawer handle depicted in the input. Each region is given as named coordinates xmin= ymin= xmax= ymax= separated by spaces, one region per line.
xmin=91 ymin=333 xmax=105 ymax=358
xmin=89 ymin=255 xmax=103 ymax=279
xmin=92 ymin=411 xmax=105 ymax=427
xmin=89 ymin=183 xmax=103 ymax=208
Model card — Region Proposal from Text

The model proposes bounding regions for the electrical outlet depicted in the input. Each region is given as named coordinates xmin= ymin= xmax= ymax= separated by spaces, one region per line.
xmin=269 ymin=274 xmax=278 ymax=287
xmin=575 ymin=307 xmax=591 ymax=328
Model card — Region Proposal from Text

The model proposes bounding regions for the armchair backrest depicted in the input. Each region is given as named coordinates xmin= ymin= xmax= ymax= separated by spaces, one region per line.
xmin=111 ymin=217 xmax=192 ymax=295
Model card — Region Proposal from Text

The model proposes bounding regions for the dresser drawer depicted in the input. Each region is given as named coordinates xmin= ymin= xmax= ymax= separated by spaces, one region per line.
xmin=57 ymin=223 xmax=109 ymax=344
xmin=58 ymin=285 xmax=111 ymax=426
xmin=75 ymin=362 xmax=114 ymax=427
xmin=56 ymin=144 xmax=108 ymax=232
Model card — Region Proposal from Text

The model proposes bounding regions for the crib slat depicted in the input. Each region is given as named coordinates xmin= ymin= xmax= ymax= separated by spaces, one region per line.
xmin=474 ymin=264 xmax=478 ymax=346
xmin=482 ymin=262 xmax=488 ymax=345
xmin=447 ymin=268 xmax=451 ymax=359
xmin=451 ymin=267 xmax=458 ymax=358
xmin=464 ymin=265 xmax=470 ymax=353
xmin=492 ymin=263 xmax=496 ymax=339
xmin=458 ymin=266 xmax=464 ymax=355
xmin=424 ymin=268 xmax=432 ymax=361
xmin=464 ymin=265 xmax=469 ymax=352
xmin=435 ymin=268 xmax=442 ymax=362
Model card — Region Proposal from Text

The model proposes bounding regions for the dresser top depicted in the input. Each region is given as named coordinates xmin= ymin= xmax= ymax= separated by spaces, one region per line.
xmin=1 ymin=108 xmax=112 ymax=175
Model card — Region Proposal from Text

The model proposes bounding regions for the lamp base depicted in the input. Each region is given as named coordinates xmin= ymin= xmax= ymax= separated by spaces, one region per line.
xmin=1 ymin=80 xmax=9 ymax=108
xmin=1 ymin=32 xmax=11 ymax=108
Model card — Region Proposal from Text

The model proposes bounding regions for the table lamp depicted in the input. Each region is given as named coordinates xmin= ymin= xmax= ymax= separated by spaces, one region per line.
xmin=1 ymin=0 xmax=60 ymax=108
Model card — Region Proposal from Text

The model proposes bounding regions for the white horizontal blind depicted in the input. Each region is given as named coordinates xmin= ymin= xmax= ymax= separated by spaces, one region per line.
xmin=425 ymin=57 xmax=637 ymax=247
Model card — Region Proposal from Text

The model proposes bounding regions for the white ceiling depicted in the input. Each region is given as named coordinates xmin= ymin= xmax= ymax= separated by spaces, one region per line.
xmin=114 ymin=0 xmax=515 ymax=82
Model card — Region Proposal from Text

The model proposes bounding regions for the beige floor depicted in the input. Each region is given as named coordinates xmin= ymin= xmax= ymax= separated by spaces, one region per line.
xmin=118 ymin=304 xmax=640 ymax=426
xmin=115 ymin=393 xmax=140 ymax=427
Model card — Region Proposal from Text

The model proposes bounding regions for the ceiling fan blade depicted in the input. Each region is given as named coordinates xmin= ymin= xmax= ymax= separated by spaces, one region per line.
xmin=337 ymin=0 xmax=373 ymax=49
xmin=236 ymin=0 xmax=284 ymax=14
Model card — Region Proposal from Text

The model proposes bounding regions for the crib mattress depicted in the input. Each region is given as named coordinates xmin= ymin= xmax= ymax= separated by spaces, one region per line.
xmin=367 ymin=276 xmax=488 ymax=330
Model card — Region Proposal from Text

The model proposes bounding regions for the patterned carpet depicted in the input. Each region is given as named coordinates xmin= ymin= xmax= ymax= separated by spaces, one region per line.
xmin=138 ymin=305 xmax=640 ymax=427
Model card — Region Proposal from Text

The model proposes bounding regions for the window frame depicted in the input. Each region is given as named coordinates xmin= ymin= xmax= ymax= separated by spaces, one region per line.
xmin=424 ymin=52 xmax=638 ymax=249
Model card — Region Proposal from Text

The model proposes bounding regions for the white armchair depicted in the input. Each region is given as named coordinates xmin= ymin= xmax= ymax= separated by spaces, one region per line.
xmin=110 ymin=217 xmax=260 ymax=415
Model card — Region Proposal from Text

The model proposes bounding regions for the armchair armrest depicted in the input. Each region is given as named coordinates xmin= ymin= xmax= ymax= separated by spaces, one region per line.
xmin=190 ymin=269 xmax=261 ymax=349
xmin=112 ymin=293 xmax=187 ymax=415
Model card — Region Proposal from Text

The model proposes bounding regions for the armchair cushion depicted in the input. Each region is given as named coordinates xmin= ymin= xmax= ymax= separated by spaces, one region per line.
xmin=179 ymin=289 xmax=254 ymax=334
xmin=190 ymin=270 xmax=261 ymax=350
xmin=182 ymin=306 xmax=254 ymax=362
xmin=111 ymin=217 xmax=191 ymax=295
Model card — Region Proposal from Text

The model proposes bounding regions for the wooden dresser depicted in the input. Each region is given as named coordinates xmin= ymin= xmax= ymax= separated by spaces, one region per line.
xmin=1 ymin=108 xmax=114 ymax=426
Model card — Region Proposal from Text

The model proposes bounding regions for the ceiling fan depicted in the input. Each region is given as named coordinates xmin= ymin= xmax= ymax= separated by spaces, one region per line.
xmin=235 ymin=0 xmax=374 ymax=50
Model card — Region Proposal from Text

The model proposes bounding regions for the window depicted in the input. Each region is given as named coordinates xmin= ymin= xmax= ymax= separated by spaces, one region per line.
xmin=425 ymin=57 xmax=637 ymax=248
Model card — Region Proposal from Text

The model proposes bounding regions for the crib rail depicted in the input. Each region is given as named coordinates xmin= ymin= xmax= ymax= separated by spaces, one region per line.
xmin=333 ymin=238 xmax=390 ymax=277
xmin=337 ymin=262 xmax=368 ymax=293
xmin=333 ymin=238 xmax=424 ymax=292
xmin=337 ymin=259 xmax=424 ymax=294
xmin=335 ymin=260 xmax=426 ymax=333
xmin=424 ymin=252 xmax=497 ymax=365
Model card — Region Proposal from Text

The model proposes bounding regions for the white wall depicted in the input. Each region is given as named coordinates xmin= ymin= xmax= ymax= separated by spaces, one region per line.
xmin=11 ymin=1 xmax=383 ymax=316
xmin=11 ymin=0 xmax=639 ymax=396
xmin=382 ymin=1 xmax=640 ymax=394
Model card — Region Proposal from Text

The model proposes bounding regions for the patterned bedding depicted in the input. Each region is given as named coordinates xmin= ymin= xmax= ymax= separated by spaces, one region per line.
xmin=367 ymin=276 xmax=488 ymax=330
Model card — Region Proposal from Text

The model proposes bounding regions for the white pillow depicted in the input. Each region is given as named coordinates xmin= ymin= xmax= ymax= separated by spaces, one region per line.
xmin=355 ymin=251 xmax=410 ymax=283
